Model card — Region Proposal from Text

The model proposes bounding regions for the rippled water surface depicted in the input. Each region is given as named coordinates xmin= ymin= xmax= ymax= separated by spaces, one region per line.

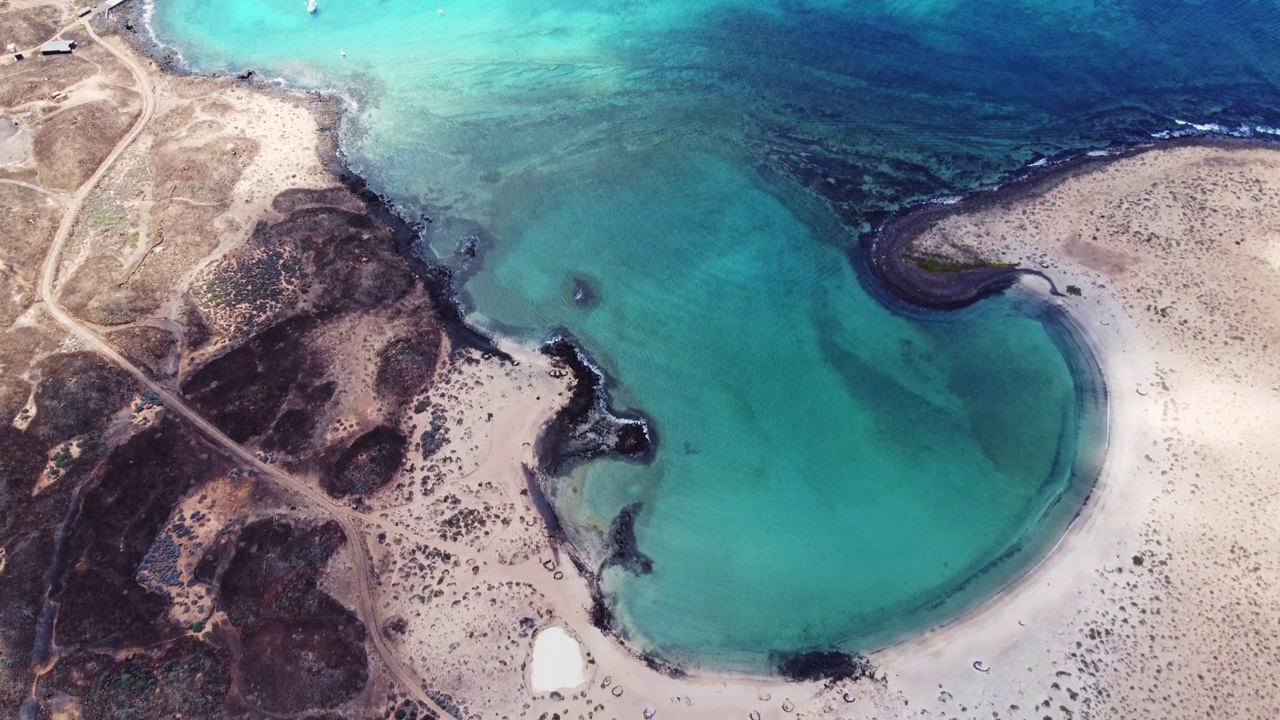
xmin=152 ymin=0 xmax=1278 ymax=668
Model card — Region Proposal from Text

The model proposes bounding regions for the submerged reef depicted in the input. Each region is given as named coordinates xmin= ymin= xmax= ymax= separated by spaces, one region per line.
xmin=602 ymin=503 xmax=653 ymax=576
xmin=773 ymin=649 xmax=878 ymax=684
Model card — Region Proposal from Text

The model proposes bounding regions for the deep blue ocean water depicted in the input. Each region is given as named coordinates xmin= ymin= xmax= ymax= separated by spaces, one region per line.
xmin=150 ymin=0 xmax=1279 ymax=670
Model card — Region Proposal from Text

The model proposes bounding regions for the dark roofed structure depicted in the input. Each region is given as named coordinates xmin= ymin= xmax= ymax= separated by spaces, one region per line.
xmin=39 ymin=39 xmax=75 ymax=55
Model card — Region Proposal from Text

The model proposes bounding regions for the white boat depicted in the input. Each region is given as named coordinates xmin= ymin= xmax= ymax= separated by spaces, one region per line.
xmin=307 ymin=0 xmax=317 ymax=12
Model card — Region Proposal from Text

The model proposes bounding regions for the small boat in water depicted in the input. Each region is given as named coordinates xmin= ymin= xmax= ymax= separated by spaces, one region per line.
xmin=307 ymin=0 xmax=317 ymax=12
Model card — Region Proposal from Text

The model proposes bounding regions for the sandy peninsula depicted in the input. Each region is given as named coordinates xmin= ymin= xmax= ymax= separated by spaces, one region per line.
xmin=3 ymin=0 xmax=1280 ymax=716
xmin=866 ymin=141 xmax=1280 ymax=719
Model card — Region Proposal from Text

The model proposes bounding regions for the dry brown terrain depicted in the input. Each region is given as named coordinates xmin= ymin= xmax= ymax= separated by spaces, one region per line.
xmin=1 ymin=6 xmax=865 ymax=717
xmin=0 ymin=4 xmax=473 ymax=717
xmin=2 ymin=3 xmax=633 ymax=719
xmin=5 ymin=0 xmax=1280 ymax=716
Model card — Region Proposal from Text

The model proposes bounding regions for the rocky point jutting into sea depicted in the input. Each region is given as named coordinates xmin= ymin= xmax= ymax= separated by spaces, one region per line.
xmin=4 ymin=0 xmax=1280 ymax=717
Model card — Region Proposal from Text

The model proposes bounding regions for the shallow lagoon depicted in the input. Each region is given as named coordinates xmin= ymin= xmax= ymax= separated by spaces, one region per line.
xmin=151 ymin=0 xmax=1276 ymax=669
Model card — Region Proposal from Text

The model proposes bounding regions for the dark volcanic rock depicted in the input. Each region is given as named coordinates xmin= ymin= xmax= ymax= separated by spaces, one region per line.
xmin=537 ymin=336 xmax=654 ymax=475
xmin=864 ymin=208 xmax=1028 ymax=310
xmin=774 ymin=649 xmax=877 ymax=683
xmin=860 ymin=144 xmax=1182 ymax=310
xmin=264 ymin=406 xmax=318 ymax=456
xmin=182 ymin=315 xmax=319 ymax=444
xmin=376 ymin=335 xmax=441 ymax=399
xmin=53 ymin=421 xmax=226 ymax=647
xmin=322 ymin=425 xmax=407 ymax=498
xmin=40 ymin=638 xmax=231 ymax=719
xmin=271 ymin=186 xmax=365 ymax=215
xmin=217 ymin=518 xmax=368 ymax=713
xmin=30 ymin=352 xmax=137 ymax=444
xmin=219 ymin=518 xmax=347 ymax=625
xmin=418 ymin=407 xmax=449 ymax=459
xmin=239 ymin=616 xmax=368 ymax=714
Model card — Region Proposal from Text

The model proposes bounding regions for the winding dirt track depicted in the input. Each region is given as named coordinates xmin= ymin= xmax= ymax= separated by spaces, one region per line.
xmin=0 ymin=178 xmax=71 ymax=203
xmin=33 ymin=19 xmax=456 ymax=720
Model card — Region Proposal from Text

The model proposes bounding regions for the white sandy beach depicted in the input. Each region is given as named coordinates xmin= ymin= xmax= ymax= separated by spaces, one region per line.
xmin=423 ymin=144 xmax=1280 ymax=720
xmin=10 ymin=10 xmax=1278 ymax=715
xmin=875 ymin=143 xmax=1280 ymax=719
xmin=340 ymin=143 xmax=1280 ymax=720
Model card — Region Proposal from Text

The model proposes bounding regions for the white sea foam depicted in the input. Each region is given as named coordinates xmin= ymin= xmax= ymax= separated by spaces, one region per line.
xmin=1153 ymin=119 xmax=1280 ymax=141
xmin=140 ymin=0 xmax=191 ymax=70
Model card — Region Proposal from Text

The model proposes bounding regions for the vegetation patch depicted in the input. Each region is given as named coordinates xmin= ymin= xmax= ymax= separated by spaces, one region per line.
xmin=910 ymin=255 xmax=1019 ymax=273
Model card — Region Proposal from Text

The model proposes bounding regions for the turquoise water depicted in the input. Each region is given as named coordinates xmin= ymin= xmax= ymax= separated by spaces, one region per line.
xmin=150 ymin=0 xmax=1276 ymax=669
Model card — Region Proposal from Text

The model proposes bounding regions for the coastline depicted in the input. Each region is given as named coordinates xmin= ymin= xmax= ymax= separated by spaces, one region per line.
xmin=866 ymin=275 xmax=1147 ymax=718
xmin=869 ymin=141 xmax=1280 ymax=717
xmin=91 ymin=8 xmax=714 ymax=716
xmin=39 ymin=6 xmax=1280 ymax=717
xmin=862 ymin=135 xmax=1280 ymax=310
xmin=108 ymin=0 xmax=657 ymax=465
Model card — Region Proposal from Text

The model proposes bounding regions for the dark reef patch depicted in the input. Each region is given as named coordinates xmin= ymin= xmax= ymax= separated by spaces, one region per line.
xmin=588 ymin=587 xmax=616 ymax=636
xmin=642 ymin=653 xmax=689 ymax=679
xmin=601 ymin=502 xmax=653 ymax=575
xmin=774 ymin=649 xmax=878 ymax=683
xmin=569 ymin=275 xmax=599 ymax=309
xmin=413 ymin=213 xmax=497 ymax=286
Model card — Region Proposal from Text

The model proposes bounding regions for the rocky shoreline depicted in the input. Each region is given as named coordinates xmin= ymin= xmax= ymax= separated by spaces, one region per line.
xmin=108 ymin=3 xmax=658 ymax=478
xmin=861 ymin=136 xmax=1280 ymax=310
xmin=68 ymin=10 xmax=1280 ymax=717
xmin=536 ymin=335 xmax=655 ymax=476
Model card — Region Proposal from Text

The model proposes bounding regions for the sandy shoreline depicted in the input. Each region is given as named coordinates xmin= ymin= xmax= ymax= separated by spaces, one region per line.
xmin=6 ymin=1 xmax=1280 ymax=715
xmin=872 ymin=143 xmax=1280 ymax=718
xmin=501 ymin=141 xmax=1280 ymax=719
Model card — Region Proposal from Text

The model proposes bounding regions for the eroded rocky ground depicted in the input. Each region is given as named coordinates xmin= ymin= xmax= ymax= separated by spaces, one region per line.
xmin=0 ymin=4 xmax=516 ymax=717
xmin=5 ymin=3 xmax=894 ymax=719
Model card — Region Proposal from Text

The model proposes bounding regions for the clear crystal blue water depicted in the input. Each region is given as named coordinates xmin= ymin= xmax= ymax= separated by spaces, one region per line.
xmin=150 ymin=0 xmax=1278 ymax=670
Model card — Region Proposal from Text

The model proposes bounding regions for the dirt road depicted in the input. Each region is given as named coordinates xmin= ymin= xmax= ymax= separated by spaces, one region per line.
xmin=30 ymin=18 xmax=454 ymax=720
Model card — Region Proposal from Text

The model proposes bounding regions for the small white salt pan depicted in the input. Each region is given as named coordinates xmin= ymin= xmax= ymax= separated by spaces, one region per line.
xmin=529 ymin=626 xmax=586 ymax=693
